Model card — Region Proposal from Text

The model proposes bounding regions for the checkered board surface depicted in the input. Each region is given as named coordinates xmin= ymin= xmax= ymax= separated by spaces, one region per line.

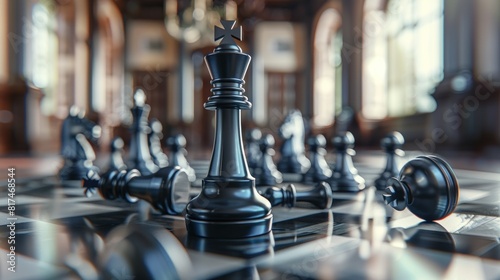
xmin=0 ymin=155 xmax=499 ymax=280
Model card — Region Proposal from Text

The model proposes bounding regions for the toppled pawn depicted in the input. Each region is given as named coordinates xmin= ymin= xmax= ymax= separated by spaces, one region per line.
xmin=303 ymin=134 xmax=332 ymax=184
xmin=127 ymin=89 xmax=159 ymax=175
xmin=148 ymin=119 xmax=169 ymax=168
xmin=59 ymin=106 xmax=101 ymax=181
xmin=83 ymin=166 xmax=191 ymax=215
xmin=374 ymin=132 xmax=405 ymax=190
xmin=383 ymin=155 xmax=460 ymax=221
xmin=108 ymin=137 xmax=127 ymax=172
xmin=254 ymin=134 xmax=283 ymax=186
xmin=261 ymin=182 xmax=333 ymax=209
xmin=245 ymin=128 xmax=262 ymax=173
xmin=328 ymin=132 xmax=365 ymax=192
xmin=166 ymin=134 xmax=196 ymax=182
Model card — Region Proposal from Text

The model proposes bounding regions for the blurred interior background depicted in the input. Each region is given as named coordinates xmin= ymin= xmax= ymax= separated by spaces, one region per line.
xmin=0 ymin=0 xmax=499 ymax=163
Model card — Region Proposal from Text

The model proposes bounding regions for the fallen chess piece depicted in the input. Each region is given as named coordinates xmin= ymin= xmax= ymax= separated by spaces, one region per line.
xmin=374 ymin=131 xmax=405 ymax=190
xmin=83 ymin=166 xmax=191 ymax=215
xmin=59 ymin=106 xmax=101 ymax=181
xmin=260 ymin=182 xmax=333 ymax=209
xmin=254 ymin=134 xmax=283 ymax=186
xmin=383 ymin=155 xmax=460 ymax=221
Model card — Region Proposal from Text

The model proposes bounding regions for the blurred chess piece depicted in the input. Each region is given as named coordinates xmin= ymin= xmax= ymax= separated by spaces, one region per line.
xmin=383 ymin=155 xmax=460 ymax=221
xmin=127 ymin=89 xmax=159 ymax=175
xmin=59 ymin=106 xmax=101 ymax=181
xmin=254 ymin=134 xmax=283 ymax=186
xmin=108 ymin=137 xmax=127 ymax=172
xmin=245 ymin=128 xmax=262 ymax=173
xmin=277 ymin=110 xmax=311 ymax=174
xmin=166 ymin=134 xmax=196 ymax=182
xmin=328 ymin=132 xmax=365 ymax=192
xmin=148 ymin=119 xmax=169 ymax=168
xmin=303 ymin=134 xmax=332 ymax=184
xmin=374 ymin=132 xmax=405 ymax=190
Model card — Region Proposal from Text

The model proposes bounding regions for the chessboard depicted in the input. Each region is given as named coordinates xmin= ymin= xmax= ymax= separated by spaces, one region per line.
xmin=0 ymin=153 xmax=498 ymax=280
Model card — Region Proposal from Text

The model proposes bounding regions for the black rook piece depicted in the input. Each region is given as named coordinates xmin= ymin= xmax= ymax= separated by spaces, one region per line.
xmin=383 ymin=155 xmax=460 ymax=221
xmin=83 ymin=166 xmax=191 ymax=215
xmin=186 ymin=20 xmax=272 ymax=238
xmin=254 ymin=134 xmax=283 ymax=186
xmin=328 ymin=132 xmax=365 ymax=192
xmin=108 ymin=137 xmax=127 ymax=172
xmin=166 ymin=134 xmax=196 ymax=182
xmin=59 ymin=106 xmax=101 ymax=181
xmin=245 ymin=128 xmax=262 ymax=173
xmin=374 ymin=132 xmax=405 ymax=190
xmin=148 ymin=119 xmax=169 ymax=168
xmin=261 ymin=182 xmax=333 ymax=209
xmin=128 ymin=89 xmax=159 ymax=175
xmin=303 ymin=134 xmax=332 ymax=184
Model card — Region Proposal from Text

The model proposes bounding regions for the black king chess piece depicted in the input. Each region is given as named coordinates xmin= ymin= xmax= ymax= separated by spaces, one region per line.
xmin=374 ymin=132 xmax=405 ymax=190
xmin=383 ymin=155 xmax=460 ymax=221
xmin=303 ymin=134 xmax=332 ymax=184
xmin=83 ymin=166 xmax=191 ymax=215
xmin=328 ymin=132 xmax=365 ymax=192
xmin=128 ymin=89 xmax=159 ymax=175
xmin=59 ymin=106 xmax=101 ymax=181
xmin=185 ymin=20 xmax=273 ymax=238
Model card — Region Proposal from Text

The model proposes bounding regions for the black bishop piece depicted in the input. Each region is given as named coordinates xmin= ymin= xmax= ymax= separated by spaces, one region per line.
xmin=185 ymin=21 xmax=273 ymax=238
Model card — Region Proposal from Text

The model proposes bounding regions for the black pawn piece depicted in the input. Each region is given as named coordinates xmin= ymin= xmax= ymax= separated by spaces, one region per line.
xmin=303 ymin=134 xmax=332 ymax=184
xmin=245 ymin=128 xmax=262 ymax=173
xmin=108 ymin=137 xmax=127 ymax=172
xmin=277 ymin=110 xmax=311 ymax=174
xmin=148 ymin=119 xmax=169 ymax=168
xmin=374 ymin=132 xmax=405 ymax=190
xmin=383 ymin=155 xmax=460 ymax=221
xmin=128 ymin=89 xmax=159 ymax=175
xmin=261 ymin=182 xmax=333 ymax=209
xmin=83 ymin=166 xmax=191 ymax=215
xmin=186 ymin=20 xmax=273 ymax=238
xmin=255 ymin=134 xmax=283 ymax=186
xmin=328 ymin=132 xmax=365 ymax=192
xmin=59 ymin=106 xmax=101 ymax=181
xmin=166 ymin=134 xmax=196 ymax=182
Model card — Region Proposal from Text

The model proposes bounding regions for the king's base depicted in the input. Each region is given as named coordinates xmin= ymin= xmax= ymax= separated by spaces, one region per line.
xmin=185 ymin=214 xmax=273 ymax=238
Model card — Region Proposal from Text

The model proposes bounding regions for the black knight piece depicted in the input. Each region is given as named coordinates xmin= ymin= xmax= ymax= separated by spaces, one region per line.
xmin=254 ymin=134 xmax=283 ymax=186
xmin=383 ymin=155 xmax=460 ymax=221
xmin=148 ymin=118 xmax=169 ymax=168
xmin=303 ymin=134 xmax=332 ymax=184
xmin=128 ymin=89 xmax=159 ymax=176
xmin=108 ymin=137 xmax=127 ymax=172
xmin=374 ymin=132 xmax=405 ymax=190
xmin=328 ymin=132 xmax=365 ymax=192
xmin=277 ymin=110 xmax=311 ymax=174
xmin=166 ymin=134 xmax=196 ymax=182
xmin=83 ymin=166 xmax=191 ymax=215
xmin=59 ymin=106 xmax=101 ymax=181
xmin=261 ymin=182 xmax=333 ymax=209
xmin=185 ymin=20 xmax=273 ymax=238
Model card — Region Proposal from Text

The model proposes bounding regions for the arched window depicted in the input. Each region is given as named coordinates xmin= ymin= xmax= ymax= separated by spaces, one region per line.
xmin=313 ymin=7 xmax=342 ymax=127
